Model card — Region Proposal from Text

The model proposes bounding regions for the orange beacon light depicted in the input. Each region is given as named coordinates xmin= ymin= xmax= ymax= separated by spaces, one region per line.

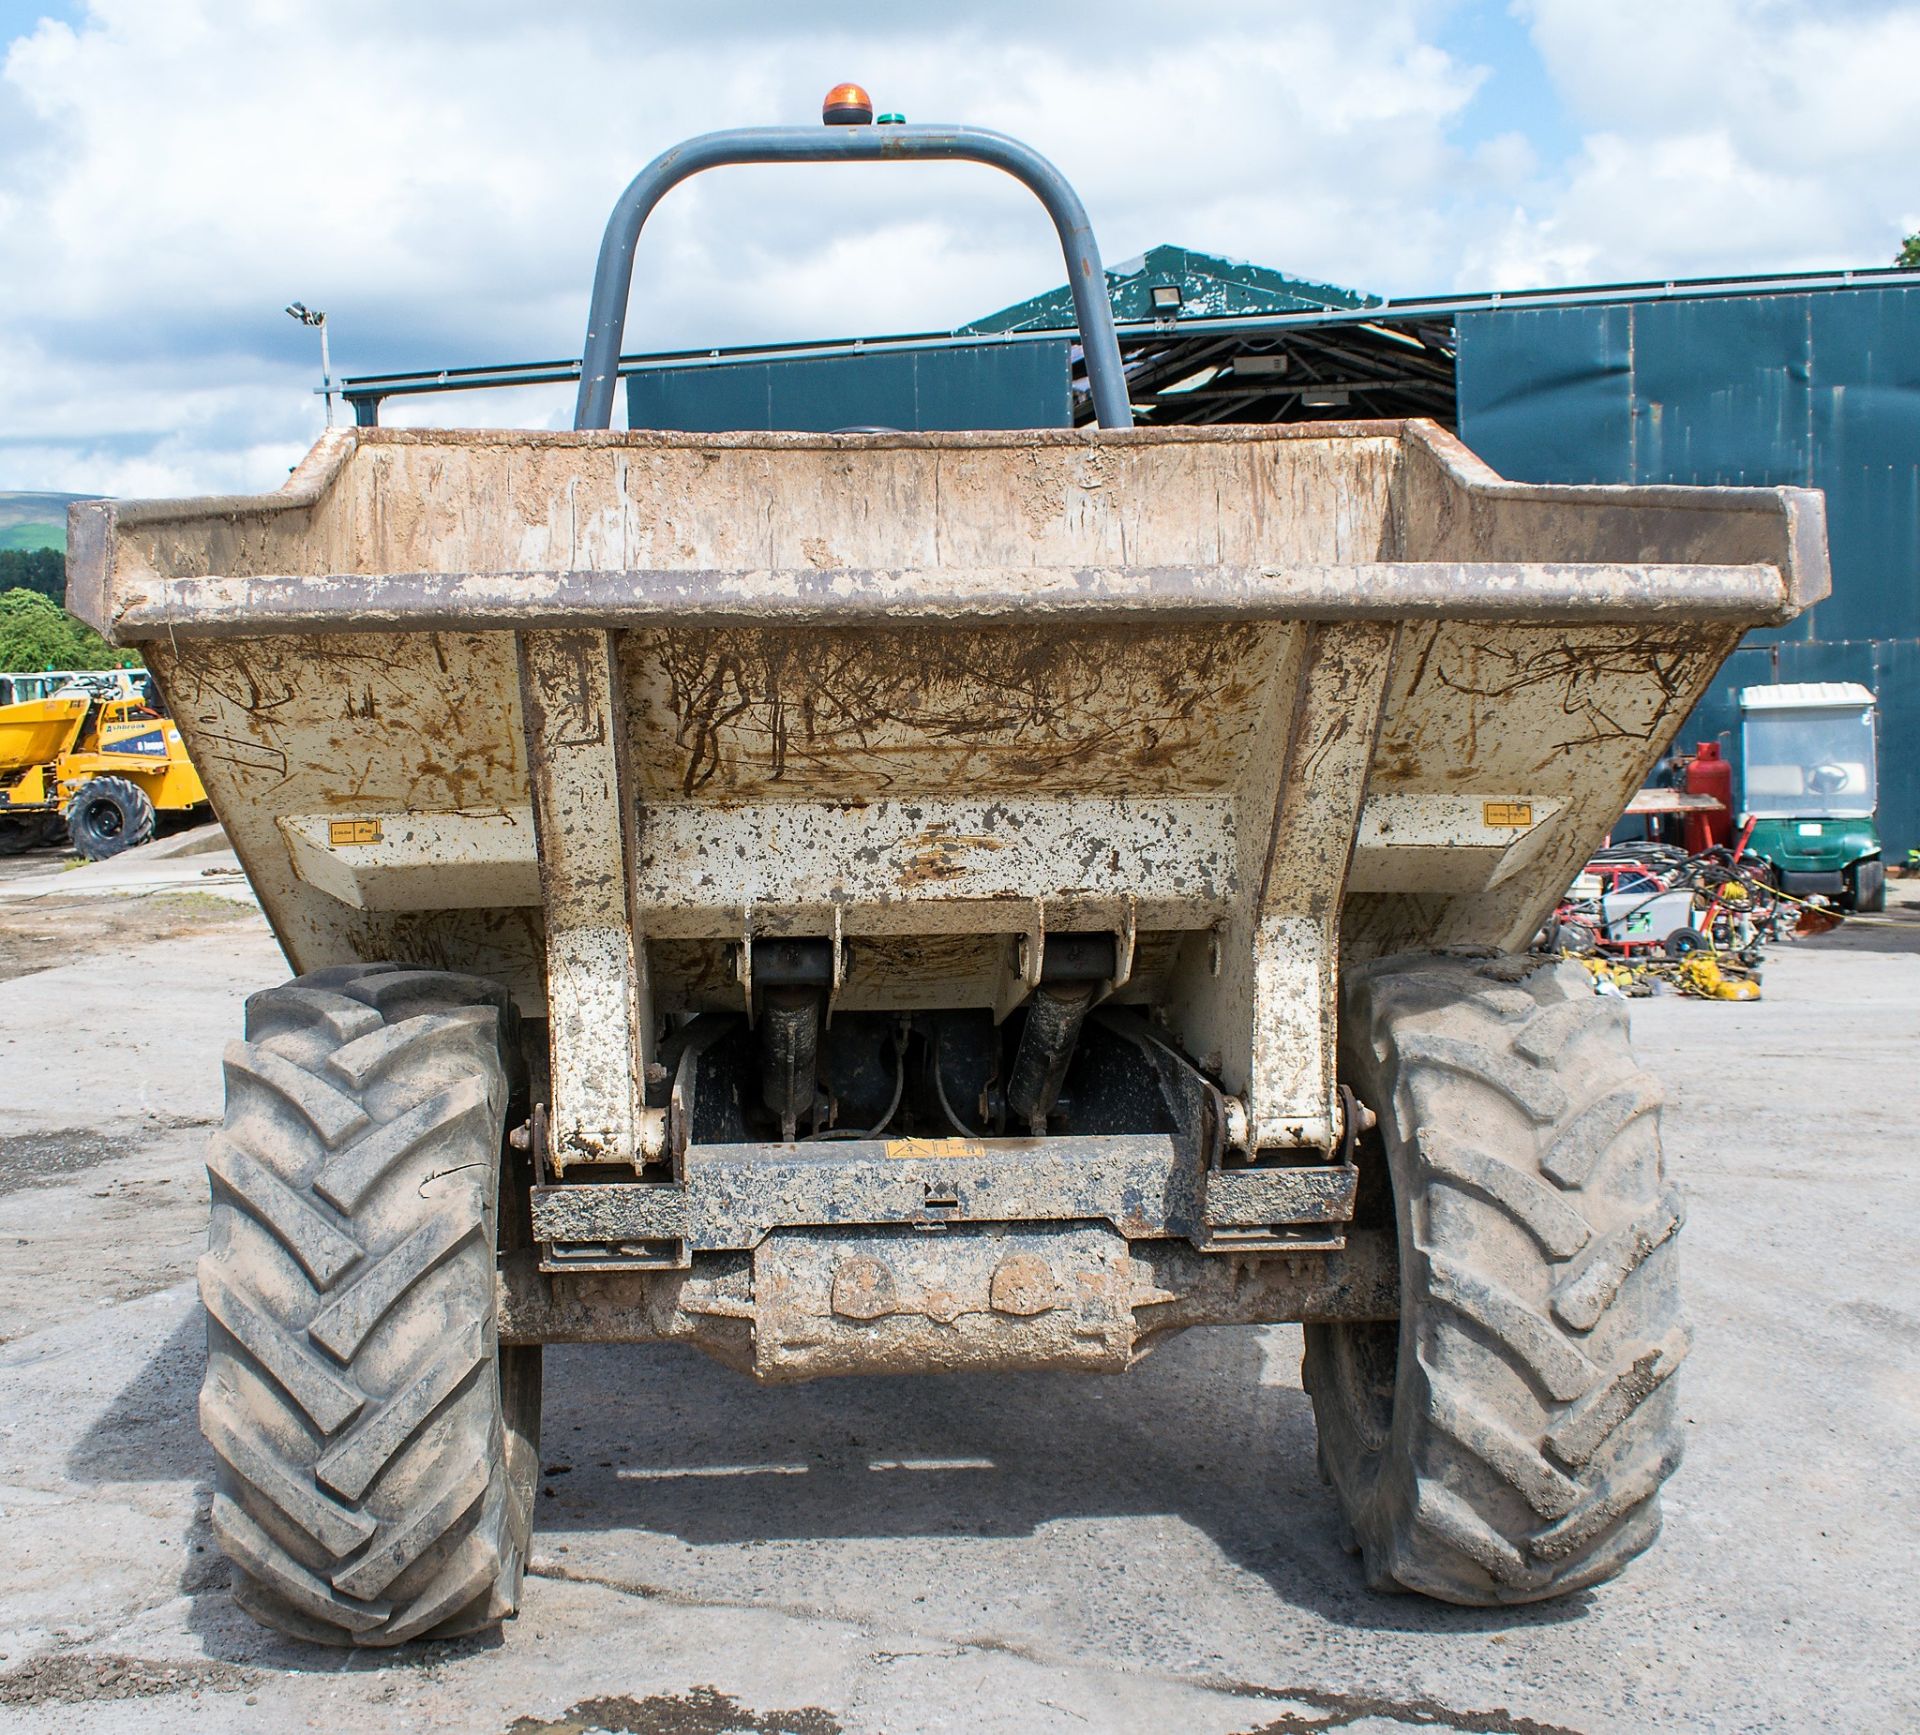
xmin=822 ymin=83 xmax=875 ymax=126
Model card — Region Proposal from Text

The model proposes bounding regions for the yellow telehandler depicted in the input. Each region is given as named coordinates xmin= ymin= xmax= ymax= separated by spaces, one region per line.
xmin=0 ymin=668 xmax=209 ymax=858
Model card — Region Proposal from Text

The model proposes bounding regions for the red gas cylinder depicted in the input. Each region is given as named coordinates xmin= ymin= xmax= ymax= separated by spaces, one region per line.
xmin=1684 ymin=740 xmax=1734 ymax=854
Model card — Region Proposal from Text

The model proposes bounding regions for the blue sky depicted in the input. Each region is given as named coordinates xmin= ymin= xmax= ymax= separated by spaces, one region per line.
xmin=1435 ymin=2 xmax=1582 ymax=166
xmin=0 ymin=0 xmax=72 ymax=37
xmin=3 ymin=1 xmax=1916 ymax=496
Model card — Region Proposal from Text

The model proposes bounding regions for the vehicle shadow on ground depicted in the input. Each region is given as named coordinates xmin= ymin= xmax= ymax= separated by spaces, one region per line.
xmin=65 ymin=1311 xmax=1589 ymax=1675
xmin=531 ymin=1331 xmax=1590 ymax=1638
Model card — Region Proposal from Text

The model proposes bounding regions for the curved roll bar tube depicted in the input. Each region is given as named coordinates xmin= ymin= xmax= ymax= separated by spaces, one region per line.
xmin=573 ymin=124 xmax=1134 ymax=432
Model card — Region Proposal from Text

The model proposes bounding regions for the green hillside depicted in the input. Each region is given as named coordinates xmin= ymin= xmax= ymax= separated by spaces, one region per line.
xmin=0 ymin=492 xmax=97 ymax=554
xmin=0 ymin=521 xmax=65 ymax=553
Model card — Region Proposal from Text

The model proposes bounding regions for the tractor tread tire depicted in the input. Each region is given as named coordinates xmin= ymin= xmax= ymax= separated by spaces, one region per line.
xmin=1304 ymin=952 xmax=1686 ymax=1605
xmin=63 ymin=774 xmax=156 ymax=860
xmin=198 ymin=961 xmax=539 ymax=1647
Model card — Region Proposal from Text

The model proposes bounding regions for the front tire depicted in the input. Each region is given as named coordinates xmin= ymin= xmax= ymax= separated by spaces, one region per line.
xmin=64 ymin=775 xmax=155 ymax=860
xmin=198 ymin=963 xmax=540 ymax=1646
xmin=1304 ymin=954 xmax=1688 ymax=1604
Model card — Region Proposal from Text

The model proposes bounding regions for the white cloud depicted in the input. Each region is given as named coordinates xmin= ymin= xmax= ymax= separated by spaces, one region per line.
xmin=1 ymin=0 xmax=1913 ymax=497
xmin=0 ymin=0 xmax=1496 ymax=493
xmin=1469 ymin=0 xmax=1920 ymax=284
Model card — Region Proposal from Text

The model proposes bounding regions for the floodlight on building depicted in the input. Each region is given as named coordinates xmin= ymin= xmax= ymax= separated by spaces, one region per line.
xmin=285 ymin=302 xmax=334 ymax=428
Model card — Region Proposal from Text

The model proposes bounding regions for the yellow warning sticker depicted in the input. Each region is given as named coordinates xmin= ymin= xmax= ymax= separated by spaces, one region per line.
xmin=1482 ymin=801 xmax=1534 ymax=828
xmin=883 ymin=1138 xmax=988 ymax=1160
xmin=328 ymin=818 xmax=383 ymax=846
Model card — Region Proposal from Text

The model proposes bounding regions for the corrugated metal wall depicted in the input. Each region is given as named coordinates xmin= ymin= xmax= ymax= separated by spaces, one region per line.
xmin=627 ymin=339 xmax=1072 ymax=434
xmin=1457 ymin=286 xmax=1920 ymax=858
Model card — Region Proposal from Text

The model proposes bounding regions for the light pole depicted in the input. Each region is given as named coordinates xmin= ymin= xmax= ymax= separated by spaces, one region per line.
xmin=285 ymin=301 xmax=334 ymax=427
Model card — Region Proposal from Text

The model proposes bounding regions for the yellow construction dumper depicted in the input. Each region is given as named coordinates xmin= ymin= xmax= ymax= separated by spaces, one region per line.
xmin=68 ymin=115 xmax=1826 ymax=1646
xmin=0 ymin=671 xmax=209 ymax=857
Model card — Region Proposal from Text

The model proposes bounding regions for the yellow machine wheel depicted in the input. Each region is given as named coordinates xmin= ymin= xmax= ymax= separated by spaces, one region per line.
xmin=63 ymin=774 xmax=156 ymax=861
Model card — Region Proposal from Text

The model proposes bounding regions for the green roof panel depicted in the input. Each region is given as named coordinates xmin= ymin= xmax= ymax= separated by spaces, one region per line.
xmin=962 ymin=242 xmax=1377 ymax=334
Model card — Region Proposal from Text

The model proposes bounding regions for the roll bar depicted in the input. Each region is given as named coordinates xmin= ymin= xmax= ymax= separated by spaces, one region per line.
xmin=573 ymin=124 xmax=1134 ymax=432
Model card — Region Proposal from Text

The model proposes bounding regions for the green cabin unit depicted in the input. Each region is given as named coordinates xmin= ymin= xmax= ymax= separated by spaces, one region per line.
xmin=1737 ymin=682 xmax=1885 ymax=911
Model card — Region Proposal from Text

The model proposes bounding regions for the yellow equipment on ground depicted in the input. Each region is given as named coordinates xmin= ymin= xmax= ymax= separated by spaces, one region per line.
xmin=1574 ymin=946 xmax=1763 ymax=1001
xmin=1678 ymin=950 xmax=1763 ymax=1000
xmin=0 ymin=671 xmax=209 ymax=859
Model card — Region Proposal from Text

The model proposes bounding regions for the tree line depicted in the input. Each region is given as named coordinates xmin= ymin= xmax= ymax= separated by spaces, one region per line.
xmin=0 ymin=549 xmax=136 ymax=674
xmin=0 ymin=546 xmax=65 ymax=605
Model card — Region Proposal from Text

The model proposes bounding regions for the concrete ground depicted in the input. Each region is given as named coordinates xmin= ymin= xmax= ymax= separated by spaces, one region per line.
xmin=0 ymin=853 xmax=1915 ymax=1733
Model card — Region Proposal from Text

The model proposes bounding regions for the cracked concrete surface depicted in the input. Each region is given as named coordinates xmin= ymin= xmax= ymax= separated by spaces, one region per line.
xmin=0 ymin=901 xmax=1915 ymax=1732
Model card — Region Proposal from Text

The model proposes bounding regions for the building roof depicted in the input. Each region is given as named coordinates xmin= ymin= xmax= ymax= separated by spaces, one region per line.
xmin=962 ymin=243 xmax=1376 ymax=333
xmin=337 ymin=257 xmax=1920 ymax=433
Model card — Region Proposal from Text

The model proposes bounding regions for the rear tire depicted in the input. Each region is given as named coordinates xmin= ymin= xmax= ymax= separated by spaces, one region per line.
xmin=1304 ymin=953 xmax=1687 ymax=1604
xmin=198 ymin=962 xmax=541 ymax=1646
xmin=63 ymin=775 xmax=155 ymax=860
xmin=1849 ymin=858 xmax=1886 ymax=914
